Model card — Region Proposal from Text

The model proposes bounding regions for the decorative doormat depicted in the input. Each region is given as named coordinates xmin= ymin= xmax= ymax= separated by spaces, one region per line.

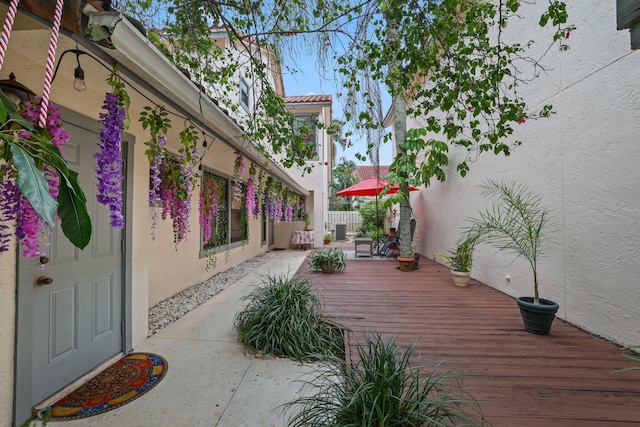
xmin=45 ymin=353 xmax=168 ymax=421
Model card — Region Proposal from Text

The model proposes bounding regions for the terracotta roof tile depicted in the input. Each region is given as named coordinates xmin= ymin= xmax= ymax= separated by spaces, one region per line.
xmin=357 ymin=165 xmax=390 ymax=180
xmin=285 ymin=94 xmax=333 ymax=104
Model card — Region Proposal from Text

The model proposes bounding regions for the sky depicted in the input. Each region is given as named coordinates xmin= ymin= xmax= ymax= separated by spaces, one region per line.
xmin=281 ymin=58 xmax=394 ymax=167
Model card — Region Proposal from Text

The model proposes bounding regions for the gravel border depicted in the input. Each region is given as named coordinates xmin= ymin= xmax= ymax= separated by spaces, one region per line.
xmin=147 ymin=251 xmax=278 ymax=336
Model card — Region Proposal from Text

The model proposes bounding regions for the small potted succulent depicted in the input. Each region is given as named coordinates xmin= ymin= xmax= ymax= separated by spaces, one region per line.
xmin=436 ymin=237 xmax=474 ymax=286
xmin=309 ymin=248 xmax=347 ymax=274
xmin=323 ymin=233 xmax=332 ymax=245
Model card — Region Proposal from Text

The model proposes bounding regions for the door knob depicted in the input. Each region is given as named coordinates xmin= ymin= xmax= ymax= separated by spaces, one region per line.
xmin=37 ymin=276 xmax=53 ymax=286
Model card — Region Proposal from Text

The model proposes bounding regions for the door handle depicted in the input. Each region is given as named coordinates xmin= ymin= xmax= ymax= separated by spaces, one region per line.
xmin=37 ymin=276 xmax=53 ymax=286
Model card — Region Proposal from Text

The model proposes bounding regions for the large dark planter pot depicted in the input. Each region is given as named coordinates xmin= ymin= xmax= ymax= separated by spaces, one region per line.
xmin=516 ymin=297 xmax=559 ymax=335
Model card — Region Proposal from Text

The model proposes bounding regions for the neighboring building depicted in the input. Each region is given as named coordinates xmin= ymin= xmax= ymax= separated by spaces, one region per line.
xmin=405 ymin=2 xmax=640 ymax=348
xmin=0 ymin=2 xmax=330 ymax=425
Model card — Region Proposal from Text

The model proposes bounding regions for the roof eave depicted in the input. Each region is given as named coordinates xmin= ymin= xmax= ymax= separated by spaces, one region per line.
xmin=85 ymin=11 xmax=310 ymax=196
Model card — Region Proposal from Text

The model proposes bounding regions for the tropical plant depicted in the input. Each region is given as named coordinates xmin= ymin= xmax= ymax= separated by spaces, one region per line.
xmin=613 ymin=347 xmax=640 ymax=374
xmin=309 ymin=248 xmax=347 ymax=273
xmin=234 ymin=273 xmax=343 ymax=362
xmin=332 ymin=157 xmax=359 ymax=192
xmin=465 ymin=179 xmax=553 ymax=304
xmin=283 ymin=332 xmax=485 ymax=427
xmin=323 ymin=233 xmax=332 ymax=242
xmin=436 ymin=237 xmax=474 ymax=273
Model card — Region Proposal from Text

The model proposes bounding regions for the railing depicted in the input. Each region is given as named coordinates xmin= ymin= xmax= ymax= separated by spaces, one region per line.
xmin=327 ymin=211 xmax=362 ymax=233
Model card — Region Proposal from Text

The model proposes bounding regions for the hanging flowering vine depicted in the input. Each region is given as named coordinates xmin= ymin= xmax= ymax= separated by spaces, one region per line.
xmin=199 ymin=174 xmax=219 ymax=244
xmin=0 ymin=92 xmax=91 ymax=257
xmin=158 ymin=122 xmax=199 ymax=245
xmin=140 ymin=106 xmax=171 ymax=240
xmin=95 ymin=66 xmax=130 ymax=228
xmin=233 ymin=149 xmax=244 ymax=202
xmin=245 ymin=164 xmax=259 ymax=219
xmin=0 ymin=165 xmax=20 ymax=252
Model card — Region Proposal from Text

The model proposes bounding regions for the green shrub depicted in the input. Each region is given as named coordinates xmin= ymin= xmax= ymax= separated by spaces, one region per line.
xmin=284 ymin=332 xmax=485 ymax=426
xmin=359 ymin=200 xmax=384 ymax=235
xmin=234 ymin=273 xmax=344 ymax=362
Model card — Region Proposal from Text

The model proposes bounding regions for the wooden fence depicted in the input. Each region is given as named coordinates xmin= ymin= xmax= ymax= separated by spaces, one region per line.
xmin=327 ymin=211 xmax=362 ymax=233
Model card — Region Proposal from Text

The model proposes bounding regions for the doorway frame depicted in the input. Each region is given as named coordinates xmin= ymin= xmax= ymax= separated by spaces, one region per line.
xmin=12 ymin=108 xmax=134 ymax=425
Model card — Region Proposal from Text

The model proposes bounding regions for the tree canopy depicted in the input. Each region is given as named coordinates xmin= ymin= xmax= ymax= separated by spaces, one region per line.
xmin=119 ymin=0 xmax=573 ymax=255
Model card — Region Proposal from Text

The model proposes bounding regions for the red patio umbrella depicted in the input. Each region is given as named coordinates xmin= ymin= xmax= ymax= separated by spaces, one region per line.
xmin=335 ymin=177 xmax=419 ymax=197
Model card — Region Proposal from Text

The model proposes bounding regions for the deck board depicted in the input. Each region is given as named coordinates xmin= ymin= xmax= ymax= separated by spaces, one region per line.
xmin=297 ymin=246 xmax=640 ymax=426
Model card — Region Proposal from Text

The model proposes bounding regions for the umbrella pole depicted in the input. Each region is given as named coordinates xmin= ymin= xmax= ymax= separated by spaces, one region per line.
xmin=375 ymin=177 xmax=380 ymax=255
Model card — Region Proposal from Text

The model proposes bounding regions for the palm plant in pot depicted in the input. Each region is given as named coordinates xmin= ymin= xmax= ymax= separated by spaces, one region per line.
xmin=436 ymin=237 xmax=474 ymax=287
xmin=309 ymin=248 xmax=347 ymax=274
xmin=466 ymin=179 xmax=558 ymax=335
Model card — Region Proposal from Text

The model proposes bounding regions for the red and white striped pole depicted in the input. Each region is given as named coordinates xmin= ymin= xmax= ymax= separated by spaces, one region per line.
xmin=0 ymin=0 xmax=20 ymax=70
xmin=38 ymin=0 xmax=64 ymax=128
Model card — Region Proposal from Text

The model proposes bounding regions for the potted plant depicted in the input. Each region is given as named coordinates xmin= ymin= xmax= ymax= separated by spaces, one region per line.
xmin=436 ymin=237 xmax=474 ymax=287
xmin=323 ymin=233 xmax=332 ymax=245
xmin=309 ymin=248 xmax=347 ymax=274
xmin=395 ymin=218 xmax=418 ymax=272
xmin=303 ymin=213 xmax=311 ymax=231
xmin=466 ymin=179 xmax=557 ymax=335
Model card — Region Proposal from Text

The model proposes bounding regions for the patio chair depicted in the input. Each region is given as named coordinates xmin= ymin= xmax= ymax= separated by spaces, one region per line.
xmin=379 ymin=218 xmax=416 ymax=258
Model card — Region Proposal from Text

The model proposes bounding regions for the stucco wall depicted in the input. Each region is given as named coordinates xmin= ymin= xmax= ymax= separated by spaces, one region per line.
xmin=413 ymin=1 xmax=640 ymax=347
xmin=145 ymin=140 xmax=272 ymax=307
xmin=0 ymin=24 xmax=302 ymax=424
xmin=0 ymin=240 xmax=16 ymax=426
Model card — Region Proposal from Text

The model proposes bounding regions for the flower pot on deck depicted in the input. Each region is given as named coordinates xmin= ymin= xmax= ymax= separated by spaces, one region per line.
xmin=397 ymin=256 xmax=415 ymax=272
xmin=451 ymin=270 xmax=471 ymax=287
xmin=516 ymin=297 xmax=559 ymax=335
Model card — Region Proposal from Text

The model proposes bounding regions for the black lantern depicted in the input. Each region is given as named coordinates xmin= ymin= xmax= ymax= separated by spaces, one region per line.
xmin=0 ymin=73 xmax=36 ymax=105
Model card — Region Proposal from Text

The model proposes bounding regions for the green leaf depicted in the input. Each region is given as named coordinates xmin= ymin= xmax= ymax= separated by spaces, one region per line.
xmin=10 ymin=144 xmax=58 ymax=228
xmin=57 ymin=169 xmax=91 ymax=249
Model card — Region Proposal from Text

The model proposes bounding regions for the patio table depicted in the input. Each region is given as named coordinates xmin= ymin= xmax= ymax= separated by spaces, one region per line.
xmin=291 ymin=230 xmax=314 ymax=250
xmin=354 ymin=237 xmax=373 ymax=257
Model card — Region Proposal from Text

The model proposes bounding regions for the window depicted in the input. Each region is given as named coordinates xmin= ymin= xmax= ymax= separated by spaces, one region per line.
xmin=201 ymin=170 xmax=247 ymax=252
xmin=294 ymin=114 xmax=318 ymax=161
xmin=239 ymin=77 xmax=251 ymax=111
xmin=261 ymin=202 xmax=267 ymax=245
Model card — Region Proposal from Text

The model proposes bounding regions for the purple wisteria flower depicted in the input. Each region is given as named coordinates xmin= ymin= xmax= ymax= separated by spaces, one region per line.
xmin=233 ymin=150 xmax=245 ymax=202
xmin=246 ymin=177 xmax=258 ymax=219
xmin=13 ymin=99 xmax=66 ymax=257
xmin=16 ymin=167 xmax=59 ymax=258
xmin=95 ymin=92 xmax=125 ymax=228
xmin=149 ymin=134 xmax=166 ymax=240
xmin=0 ymin=166 xmax=20 ymax=253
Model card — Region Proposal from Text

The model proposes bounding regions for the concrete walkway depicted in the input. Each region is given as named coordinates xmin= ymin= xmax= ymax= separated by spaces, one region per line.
xmin=54 ymin=250 xmax=314 ymax=427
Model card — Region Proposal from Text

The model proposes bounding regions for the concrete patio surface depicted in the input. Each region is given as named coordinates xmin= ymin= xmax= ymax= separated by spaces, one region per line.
xmin=42 ymin=250 xmax=315 ymax=427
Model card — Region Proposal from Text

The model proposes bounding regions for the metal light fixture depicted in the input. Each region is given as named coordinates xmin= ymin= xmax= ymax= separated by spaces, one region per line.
xmin=0 ymin=73 xmax=36 ymax=105
xmin=72 ymin=52 xmax=86 ymax=92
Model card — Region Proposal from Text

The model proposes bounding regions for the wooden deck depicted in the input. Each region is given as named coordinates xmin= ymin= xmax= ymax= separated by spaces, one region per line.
xmin=297 ymin=244 xmax=640 ymax=426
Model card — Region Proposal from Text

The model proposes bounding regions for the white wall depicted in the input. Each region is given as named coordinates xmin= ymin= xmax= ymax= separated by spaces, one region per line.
xmin=287 ymin=103 xmax=333 ymax=247
xmin=413 ymin=1 xmax=640 ymax=347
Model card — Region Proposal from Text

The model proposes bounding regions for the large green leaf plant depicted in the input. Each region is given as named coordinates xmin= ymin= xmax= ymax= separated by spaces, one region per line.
xmin=0 ymin=89 xmax=90 ymax=256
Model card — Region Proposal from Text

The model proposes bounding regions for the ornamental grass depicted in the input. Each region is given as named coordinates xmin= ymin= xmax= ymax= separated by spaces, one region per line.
xmin=234 ymin=273 xmax=344 ymax=362
xmin=284 ymin=332 xmax=486 ymax=427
